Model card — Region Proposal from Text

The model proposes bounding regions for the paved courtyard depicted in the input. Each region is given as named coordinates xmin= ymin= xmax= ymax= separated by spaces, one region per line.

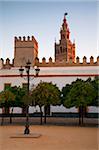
xmin=0 ymin=125 xmax=98 ymax=150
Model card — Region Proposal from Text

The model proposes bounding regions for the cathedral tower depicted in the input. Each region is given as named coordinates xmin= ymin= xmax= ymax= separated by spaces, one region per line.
xmin=55 ymin=13 xmax=75 ymax=63
xmin=14 ymin=36 xmax=38 ymax=67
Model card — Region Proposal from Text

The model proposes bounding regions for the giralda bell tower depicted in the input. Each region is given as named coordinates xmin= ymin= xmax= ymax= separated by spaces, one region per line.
xmin=55 ymin=13 xmax=75 ymax=63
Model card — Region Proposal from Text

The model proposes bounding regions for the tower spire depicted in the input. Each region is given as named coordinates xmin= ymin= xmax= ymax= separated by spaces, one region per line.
xmin=55 ymin=13 xmax=75 ymax=63
xmin=62 ymin=12 xmax=68 ymax=30
xmin=63 ymin=12 xmax=68 ymax=22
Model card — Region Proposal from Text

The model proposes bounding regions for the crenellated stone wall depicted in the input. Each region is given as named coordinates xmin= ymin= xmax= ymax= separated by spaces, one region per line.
xmin=0 ymin=56 xmax=98 ymax=69
xmin=14 ymin=36 xmax=38 ymax=67
xmin=35 ymin=56 xmax=99 ymax=67
xmin=0 ymin=58 xmax=13 ymax=69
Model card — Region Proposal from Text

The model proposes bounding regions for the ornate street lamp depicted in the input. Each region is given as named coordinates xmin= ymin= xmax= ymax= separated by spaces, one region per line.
xmin=19 ymin=59 xmax=40 ymax=134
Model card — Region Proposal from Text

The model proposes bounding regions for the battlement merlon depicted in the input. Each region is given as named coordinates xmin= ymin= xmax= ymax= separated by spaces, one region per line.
xmin=35 ymin=56 xmax=99 ymax=67
xmin=0 ymin=56 xmax=99 ymax=69
xmin=14 ymin=36 xmax=38 ymax=48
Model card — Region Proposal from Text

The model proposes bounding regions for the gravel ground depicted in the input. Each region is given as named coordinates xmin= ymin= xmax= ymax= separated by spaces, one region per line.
xmin=0 ymin=125 xmax=98 ymax=150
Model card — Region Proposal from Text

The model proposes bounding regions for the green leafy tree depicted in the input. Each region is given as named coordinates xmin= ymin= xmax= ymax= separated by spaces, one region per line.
xmin=0 ymin=89 xmax=15 ymax=124
xmin=8 ymin=86 xmax=30 ymax=114
xmin=90 ymin=76 xmax=99 ymax=106
xmin=0 ymin=90 xmax=15 ymax=112
xmin=31 ymin=81 xmax=61 ymax=124
xmin=8 ymin=86 xmax=26 ymax=107
xmin=61 ymin=83 xmax=72 ymax=105
xmin=6 ymin=86 xmax=30 ymax=123
xmin=63 ymin=79 xmax=95 ymax=125
xmin=31 ymin=84 xmax=45 ymax=125
xmin=7 ymin=86 xmax=33 ymax=125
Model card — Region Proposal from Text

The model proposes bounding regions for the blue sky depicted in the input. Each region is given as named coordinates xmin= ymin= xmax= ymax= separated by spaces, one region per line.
xmin=0 ymin=0 xmax=98 ymax=62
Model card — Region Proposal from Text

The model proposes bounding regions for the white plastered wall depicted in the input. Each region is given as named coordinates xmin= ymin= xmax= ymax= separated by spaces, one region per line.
xmin=0 ymin=66 xmax=98 ymax=113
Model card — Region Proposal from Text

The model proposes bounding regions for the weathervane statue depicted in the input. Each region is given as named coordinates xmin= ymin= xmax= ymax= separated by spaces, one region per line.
xmin=64 ymin=12 xmax=68 ymax=16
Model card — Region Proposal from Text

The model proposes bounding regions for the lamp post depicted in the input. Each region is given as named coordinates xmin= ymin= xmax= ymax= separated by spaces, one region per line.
xmin=19 ymin=59 xmax=40 ymax=134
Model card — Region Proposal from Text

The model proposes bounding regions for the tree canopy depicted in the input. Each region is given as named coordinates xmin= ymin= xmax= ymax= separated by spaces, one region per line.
xmin=31 ymin=81 xmax=61 ymax=124
xmin=62 ymin=78 xmax=97 ymax=125
xmin=0 ymin=90 xmax=15 ymax=108
xmin=63 ymin=79 xmax=96 ymax=108
xmin=90 ymin=76 xmax=99 ymax=106
xmin=0 ymin=89 xmax=15 ymax=119
xmin=31 ymin=81 xmax=61 ymax=107
xmin=6 ymin=86 xmax=26 ymax=107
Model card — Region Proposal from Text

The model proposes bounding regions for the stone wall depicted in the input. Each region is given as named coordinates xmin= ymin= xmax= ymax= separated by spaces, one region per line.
xmin=14 ymin=36 xmax=38 ymax=67
xmin=0 ymin=56 xmax=98 ymax=69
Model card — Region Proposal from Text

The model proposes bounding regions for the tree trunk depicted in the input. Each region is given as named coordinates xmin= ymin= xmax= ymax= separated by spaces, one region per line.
xmin=81 ymin=106 xmax=84 ymax=125
xmin=10 ymin=108 xmax=13 ymax=124
xmin=44 ymin=106 xmax=47 ymax=124
xmin=26 ymin=106 xmax=29 ymax=125
xmin=79 ymin=106 xmax=81 ymax=125
xmin=1 ymin=108 xmax=4 ymax=125
xmin=22 ymin=106 xmax=27 ymax=114
xmin=5 ymin=107 xmax=9 ymax=114
xmin=79 ymin=112 xmax=81 ymax=125
xmin=1 ymin=114 xmax=4 ymax=125
xmin=40 ymin=106 xmax=43 ymax=125
xmin=79 ymin=105 xmax=84 ymax=126
xmin=10 ymin=115 xmax=12 ymax=124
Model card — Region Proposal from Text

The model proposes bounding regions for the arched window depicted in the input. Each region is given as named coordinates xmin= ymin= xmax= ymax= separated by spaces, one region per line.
xmin=62 ymin=34 xmax=65 ymax=39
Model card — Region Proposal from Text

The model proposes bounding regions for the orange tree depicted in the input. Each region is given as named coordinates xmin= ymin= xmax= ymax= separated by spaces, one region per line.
xmin=0 ymin=89 xmax=15 ymax=113
xmin=62 ymin=79 xmax=96 ymax=125
xmin=0 ymin=89 xmax=15 ymax=124
xmin=8 ymin=86 xmax=26 ymax=108
xmin=90 ymin=76 xmax=99 ymax=106
xmin=31 ymin=81 xmax=61 ymax=124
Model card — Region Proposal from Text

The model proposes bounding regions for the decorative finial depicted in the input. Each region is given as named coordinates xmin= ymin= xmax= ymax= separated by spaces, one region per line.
xmin=73 ymin=39 xmax=75 ymax=44
xmin=55 ymin=37 xmax=56 ymax=43
xmin=64 ymin=12 xmax=68 ymax=17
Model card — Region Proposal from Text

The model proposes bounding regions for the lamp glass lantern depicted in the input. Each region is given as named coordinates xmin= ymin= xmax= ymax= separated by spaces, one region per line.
xmin=35 ymin=66 xmax=40 ymax=76
xmin=19 ymin=66 xmax=24 ymax=77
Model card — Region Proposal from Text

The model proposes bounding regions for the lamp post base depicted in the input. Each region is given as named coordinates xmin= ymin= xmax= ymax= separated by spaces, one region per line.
xmin=10 ymin=133 xmax=41 ymax=138
xmin=24 ymin=125 xmax=30 ymax=134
